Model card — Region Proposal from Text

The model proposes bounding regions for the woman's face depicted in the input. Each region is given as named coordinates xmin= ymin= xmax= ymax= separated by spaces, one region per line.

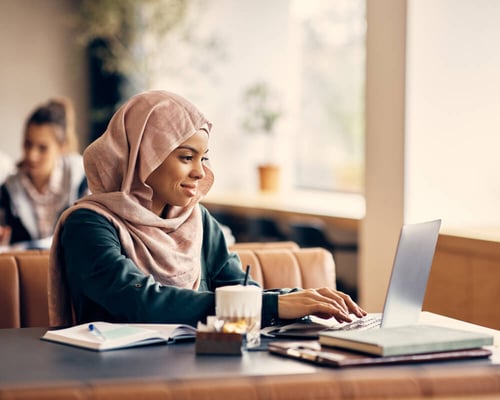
xmin=23 ymin=123 xmax=63 ymax=183
xmin=146 ymin=130 xmax=209 ymax=215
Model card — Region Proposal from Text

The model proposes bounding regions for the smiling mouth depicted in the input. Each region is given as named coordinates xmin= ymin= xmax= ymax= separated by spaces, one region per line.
xmin=181 ymin=184 xmax=198 ymax=196
xmin=24 ymin=164 xmax=39 ymax=172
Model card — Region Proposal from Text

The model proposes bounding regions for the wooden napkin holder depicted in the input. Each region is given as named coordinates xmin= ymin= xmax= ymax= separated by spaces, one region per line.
xmin=195 ymin=331 xmax=244 ymax=355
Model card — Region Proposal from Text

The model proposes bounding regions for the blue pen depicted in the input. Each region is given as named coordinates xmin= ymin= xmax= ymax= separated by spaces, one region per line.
xmin=88 ymin=323 xmax=107 ymax=341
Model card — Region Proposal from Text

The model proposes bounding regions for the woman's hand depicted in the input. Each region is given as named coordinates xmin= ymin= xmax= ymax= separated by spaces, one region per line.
xmin=0 ymin=225 xmax=12 ymax=246
xmin=278 ymin=288 xmax=367 ymax=323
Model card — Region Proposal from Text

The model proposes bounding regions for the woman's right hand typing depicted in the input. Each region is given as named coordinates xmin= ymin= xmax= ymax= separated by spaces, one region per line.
xmin=277 ymin=287 xmax=366 ymax=323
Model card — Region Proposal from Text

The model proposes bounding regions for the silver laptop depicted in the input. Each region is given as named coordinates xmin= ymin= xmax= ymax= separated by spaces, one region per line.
xmin=328 ymin=218 xmax=442 ymax=331
xmin=266 ymin=219 xmax=442 ymax=337
xmin=377 ymin=218 xmax=442 ymax=327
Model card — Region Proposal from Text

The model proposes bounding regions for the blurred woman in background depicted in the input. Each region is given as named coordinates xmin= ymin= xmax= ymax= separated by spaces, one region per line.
xmin=0 ymin=97 xmax=88 ymax=247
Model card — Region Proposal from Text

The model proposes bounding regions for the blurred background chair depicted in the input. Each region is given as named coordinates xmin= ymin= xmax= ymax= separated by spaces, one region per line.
xmin=246 ymin=217 xmax=288 ymax=242
xmin=211 ymin=212 xmax=288 ymax=243
xmin=288 ymin=222 xmax=358 ymax=253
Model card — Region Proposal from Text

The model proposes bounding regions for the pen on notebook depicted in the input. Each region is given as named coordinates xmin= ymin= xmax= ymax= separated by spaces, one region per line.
xmin=88 ymin=324 xmax=107 ymax=341
xmin=243 ymin=265 xmax=251 ymax=286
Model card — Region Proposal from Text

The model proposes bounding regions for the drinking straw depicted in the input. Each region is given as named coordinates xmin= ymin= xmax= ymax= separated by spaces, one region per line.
xmin=243 ymin=265 xmax=251 ymax=286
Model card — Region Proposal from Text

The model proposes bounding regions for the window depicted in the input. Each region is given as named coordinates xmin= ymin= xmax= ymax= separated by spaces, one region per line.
xmin=291 ymin=0 xmax=365 ymax=193
xmin=152 ymin=0 xmax=366 ymax=194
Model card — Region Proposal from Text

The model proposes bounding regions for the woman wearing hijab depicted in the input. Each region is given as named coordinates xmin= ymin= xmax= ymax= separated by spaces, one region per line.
xmin=0 ymin=97 xmax=88 ymax=247
xmin=48 ymin=90 xmax=365 ymax=328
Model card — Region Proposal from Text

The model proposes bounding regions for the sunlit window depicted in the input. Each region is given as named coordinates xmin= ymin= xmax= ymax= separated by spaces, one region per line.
xmin=290 ymin=0 xmax=365 ymax=193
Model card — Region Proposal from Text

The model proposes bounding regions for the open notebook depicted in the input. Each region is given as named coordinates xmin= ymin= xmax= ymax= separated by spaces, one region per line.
xmin=263 ymin=219 xmax=442 ymax=338
xmin=41 ymin=322 xmax=197 ymax=351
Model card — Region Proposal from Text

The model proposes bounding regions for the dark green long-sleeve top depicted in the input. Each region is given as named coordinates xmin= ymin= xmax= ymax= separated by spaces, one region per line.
xmin=60 ymin=205 xmax=286 ymax=328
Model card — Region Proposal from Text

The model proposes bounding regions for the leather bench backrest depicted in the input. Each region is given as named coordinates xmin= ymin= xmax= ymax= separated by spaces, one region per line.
xmin=0 ymin=255 xmax=20 ymax=328
xmin=236 ymin=248 xmax=336 ymax=289
xmin=0 ymin=246 xmax=336 ymax=328
xmin=0 ymin=251 xmax=50 ymax=329
xmin=18 ymin=254 xmax=50 ymax=327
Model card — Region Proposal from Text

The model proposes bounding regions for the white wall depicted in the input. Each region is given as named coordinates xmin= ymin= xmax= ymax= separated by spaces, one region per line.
xmin=405 ymin=0 xmax=500 ymax=228
xmin=0 ymin=0 xmax=88 ymax=161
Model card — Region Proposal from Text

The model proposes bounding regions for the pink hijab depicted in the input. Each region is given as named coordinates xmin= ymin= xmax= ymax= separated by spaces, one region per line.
xmin=48 ymin=90 xmax=214 ymax=326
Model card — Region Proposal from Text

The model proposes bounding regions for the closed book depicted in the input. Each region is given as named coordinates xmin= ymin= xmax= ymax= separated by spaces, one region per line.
xmin=318 ymin=324 xmax=494 ymax=357
xmin=268 ymin=340 xmax=493 ymax=368
xmin=41 ymin=322 xmax=196 ymax=351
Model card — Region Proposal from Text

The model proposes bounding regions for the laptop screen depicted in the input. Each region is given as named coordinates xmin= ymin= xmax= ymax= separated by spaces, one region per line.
xmin=380 ymin=219 xmax=441 ymax=328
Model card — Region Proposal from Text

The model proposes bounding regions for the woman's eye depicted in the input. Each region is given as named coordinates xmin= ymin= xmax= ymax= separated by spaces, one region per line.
xmin=180 ymin=155 xmax=209 ymax=162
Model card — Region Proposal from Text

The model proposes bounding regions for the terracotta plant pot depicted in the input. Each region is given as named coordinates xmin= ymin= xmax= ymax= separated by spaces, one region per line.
xmin=258 ymin=164 xmax=281 ymax=192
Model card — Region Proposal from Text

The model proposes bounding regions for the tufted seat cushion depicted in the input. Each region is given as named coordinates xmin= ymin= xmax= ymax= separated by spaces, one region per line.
xmin=235 ymin=247 xmax=336 ymax=289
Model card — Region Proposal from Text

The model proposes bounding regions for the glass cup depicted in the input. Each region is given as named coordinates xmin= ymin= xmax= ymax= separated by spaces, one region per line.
xmin=215 ymin=285 xmax=262 ymax=349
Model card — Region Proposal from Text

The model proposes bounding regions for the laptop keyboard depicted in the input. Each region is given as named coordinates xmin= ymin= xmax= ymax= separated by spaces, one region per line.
xmin=327 ymin=314 xmax=382 ymax=331
xmin=260 ymin=314 xmax=383 ymax=338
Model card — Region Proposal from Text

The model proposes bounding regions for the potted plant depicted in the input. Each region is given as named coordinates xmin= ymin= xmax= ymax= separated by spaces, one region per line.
xmin=240 ymin=81 xmax=284 ymax=192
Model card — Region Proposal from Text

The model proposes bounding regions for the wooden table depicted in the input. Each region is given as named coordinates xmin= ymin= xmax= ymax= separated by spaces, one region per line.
xmin=1 ymin=313 xmax=500 ymax=399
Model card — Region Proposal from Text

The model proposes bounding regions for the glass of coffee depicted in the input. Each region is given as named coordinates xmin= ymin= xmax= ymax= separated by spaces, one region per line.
xmin=215 ymin=285 xmax=262 ymax=349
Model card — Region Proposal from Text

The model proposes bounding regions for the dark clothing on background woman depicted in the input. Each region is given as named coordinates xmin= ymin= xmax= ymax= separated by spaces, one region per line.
xmin=0 ymin=153 xmax=87 ymax=245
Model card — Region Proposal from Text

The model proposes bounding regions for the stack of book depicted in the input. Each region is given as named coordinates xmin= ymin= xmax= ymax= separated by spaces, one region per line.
xmin=268 ymin=324 xmax=494 ymax=368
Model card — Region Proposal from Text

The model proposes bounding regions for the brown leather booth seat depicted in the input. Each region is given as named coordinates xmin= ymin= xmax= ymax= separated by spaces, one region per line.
xmin=233 ymin=246 xmax=336 ymax=290
xmin=229 ymin=241 xmax=300 ymax=250
xmin=0 ymin=244 xmax=336 ymax=329
xmin=0 ymin=250 xmax=50 ymax=329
